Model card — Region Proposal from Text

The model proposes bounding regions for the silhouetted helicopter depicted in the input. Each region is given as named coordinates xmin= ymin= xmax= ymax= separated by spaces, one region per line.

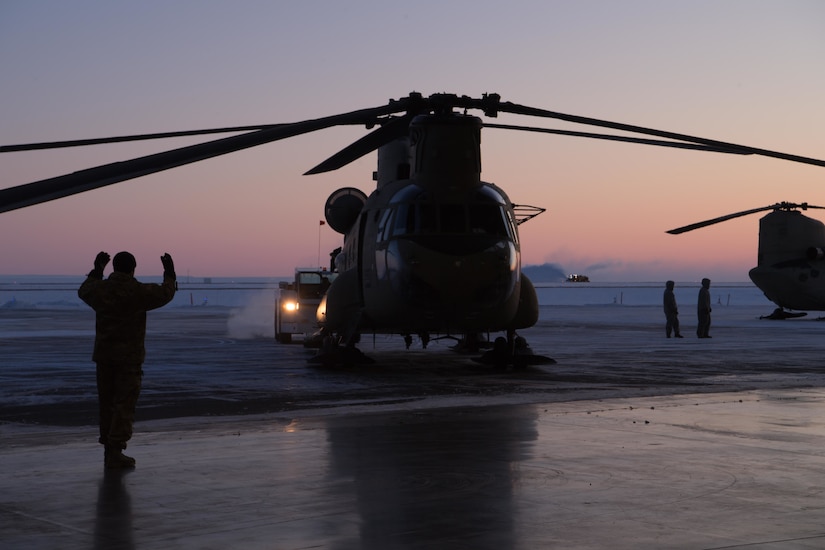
xmin=668 ymin=202 xmax=825 ymax=318
xmin=3 ymin=92 xmax=825 ymax=361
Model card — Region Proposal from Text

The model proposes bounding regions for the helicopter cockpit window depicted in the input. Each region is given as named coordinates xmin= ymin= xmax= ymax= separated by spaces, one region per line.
xmin=392 ymin=203 xmax=413 ymax=235
xmin=440 ymin=204 xmax=466 ymax=233
xmin=470 ymin=187 xmax=512 ymax=239
xmin=376 ymin=208 xmax=393 ymax=242
xmin=391 ymin=202 xmax=436 ymax=236
xmin=418 ymin=203 xmax=437 ymax=233
xmin=388 ymin=186 xmax=513 ymax=239
xmin=469 ymin=203 xmax=508 ymax=237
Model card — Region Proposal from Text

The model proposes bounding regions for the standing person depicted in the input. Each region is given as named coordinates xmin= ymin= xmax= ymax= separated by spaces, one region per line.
xmin=79 ymin=251 xmax=177 ymax=469
xmin=663 ymin=280 xmax=683 ymax=338
xmin=697 ymin=277 xmax=712 ymax=338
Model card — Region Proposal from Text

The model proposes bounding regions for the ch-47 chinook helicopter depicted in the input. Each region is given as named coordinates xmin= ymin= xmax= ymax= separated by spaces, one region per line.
xmin=668 ymin=202 xmax=825 ymax=318
xmin=3 ymin=92 xmax=825 ymax=362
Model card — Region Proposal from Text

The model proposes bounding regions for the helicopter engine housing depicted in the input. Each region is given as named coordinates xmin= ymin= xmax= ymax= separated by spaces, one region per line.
xmin=324 ymin=187 xmax=367 ymax=234
xmin=409 ymin=114 xmax=482 ymax=191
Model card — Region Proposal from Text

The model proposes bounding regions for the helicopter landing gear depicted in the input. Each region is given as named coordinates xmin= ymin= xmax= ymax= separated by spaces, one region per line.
xmin=448 ymin=333 xmax=493 ymax=353
xmin=760 ymin=307 xmax=807 ymax=320
xmin=308 ymin=331 xmax=374 ymax=367
xmin=473 ymin=331 xmax=556 ymax=368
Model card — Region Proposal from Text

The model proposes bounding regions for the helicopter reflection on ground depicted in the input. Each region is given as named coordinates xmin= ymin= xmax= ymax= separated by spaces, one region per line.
xmin=324 ymin=409 xmax=538 ymax=549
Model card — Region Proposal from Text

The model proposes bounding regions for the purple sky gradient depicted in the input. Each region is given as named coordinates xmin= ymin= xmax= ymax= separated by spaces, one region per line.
xmin=1 ymin=1 xmax=824 ymax=280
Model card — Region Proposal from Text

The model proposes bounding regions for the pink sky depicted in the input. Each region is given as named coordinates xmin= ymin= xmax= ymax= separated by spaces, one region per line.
xmin=2 ymin=1 xmax=824 ymax=281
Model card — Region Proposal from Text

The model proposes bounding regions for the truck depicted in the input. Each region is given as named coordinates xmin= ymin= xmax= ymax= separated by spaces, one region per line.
xmin=275 ymin=268 xmax=336 ymax=344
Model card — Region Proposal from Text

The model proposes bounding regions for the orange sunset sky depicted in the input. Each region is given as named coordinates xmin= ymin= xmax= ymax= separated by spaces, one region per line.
xmin=1 ymin=1 xmax=824 ymax=281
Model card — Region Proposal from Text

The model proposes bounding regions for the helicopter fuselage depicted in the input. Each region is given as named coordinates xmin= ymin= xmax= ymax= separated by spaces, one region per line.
xmin=317 ymin=112 xmax=538 ymax=341
xmin=749 ymin=264 xmax=825 ymax=310
xmin=321 ymin=176 xmax=538 ymax=339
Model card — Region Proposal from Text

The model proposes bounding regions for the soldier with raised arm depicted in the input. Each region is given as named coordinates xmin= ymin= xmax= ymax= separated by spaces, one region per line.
xmin=79 ymin=251 xmax=176 ymax=469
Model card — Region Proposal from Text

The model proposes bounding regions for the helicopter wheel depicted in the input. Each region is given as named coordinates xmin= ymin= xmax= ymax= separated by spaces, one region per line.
xmin=419 ymin=332 xmax=430 ymax=349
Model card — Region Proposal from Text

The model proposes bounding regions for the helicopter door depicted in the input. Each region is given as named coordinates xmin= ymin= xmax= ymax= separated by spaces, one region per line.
xmin=374 ymin=208 xmax=392 ymax=281
xmin=356 ymin=210 xmax=369 ymax=304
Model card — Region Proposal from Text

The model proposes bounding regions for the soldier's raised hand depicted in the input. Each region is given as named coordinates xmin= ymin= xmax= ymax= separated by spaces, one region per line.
xmin=160 ymin=253 xmax=175 ymax=274
xmin=94 ymin=251 xmax=110 ymax=271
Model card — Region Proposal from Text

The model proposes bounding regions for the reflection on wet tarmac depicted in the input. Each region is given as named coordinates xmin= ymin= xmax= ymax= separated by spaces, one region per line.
xmin=7 ymin=304 xmax=825 ymax=548
xmin=5 ymin=394 xmax=825 ymax=548
xmin=325 ymin=409 xmax=538 ymax=549
xmin=94 ymin=470 xmax=133 ymax=550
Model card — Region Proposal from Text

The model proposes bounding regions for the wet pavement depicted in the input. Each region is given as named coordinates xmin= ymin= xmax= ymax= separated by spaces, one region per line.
xmin=3 ymin=304 xmax=825 ymax=548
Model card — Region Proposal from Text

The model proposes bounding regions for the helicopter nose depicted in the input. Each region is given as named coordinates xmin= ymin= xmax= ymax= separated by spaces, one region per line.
xmin=391 ymin=239 xmax=518 ymax=308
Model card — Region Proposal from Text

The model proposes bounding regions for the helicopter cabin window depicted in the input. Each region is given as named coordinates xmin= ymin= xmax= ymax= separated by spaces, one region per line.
xmin=376 ymin=208 xmax=393 ymax=242
xmin=391 ymin=202 xmax=436 ymax=236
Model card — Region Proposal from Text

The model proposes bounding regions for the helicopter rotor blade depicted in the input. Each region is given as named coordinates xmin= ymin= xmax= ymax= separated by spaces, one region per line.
xmin=666 ymin=202 xmax=825 ymax=234
xmin=5 ymin=92 xmax=825 ymax=216
xmin=304 ymin=114 xmax=414 ymax=175
xmin=0 ymin=102 xmax=410 ymax=214
xmin=497 ymin=101 xmax=825 ymax=168
xmin=666 ymin=206 xmax=780 ymax=234
xmin=0 ymin=125 xmax=286 ymax=153
xmin=483 ymin=123 xmax=751 ymax=154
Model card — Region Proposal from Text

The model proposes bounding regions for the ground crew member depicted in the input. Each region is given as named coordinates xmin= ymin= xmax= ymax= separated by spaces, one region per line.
xmin=79 ymin=251 xmax=176 ymax=469
xmin=663 ymin=280 xmax=683 ymax=338
xmin=697 ymin=277 xmax=712 ymax=338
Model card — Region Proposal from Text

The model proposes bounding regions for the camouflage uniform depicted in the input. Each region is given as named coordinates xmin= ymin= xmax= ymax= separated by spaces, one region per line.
xmin=79 ymin=269 xmax=176 ymax=453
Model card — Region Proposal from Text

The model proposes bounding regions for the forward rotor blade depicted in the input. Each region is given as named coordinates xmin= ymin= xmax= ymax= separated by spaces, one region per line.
xmin=484 ymin=123 xmax=751 ymax=154
xmin=0 ymin=125 xmax=284 ymax=153
xmin=0 ymin=103 xmax=408 ymax=213
xmin=497 ymin=101 xmax=825 ymax=168
xmin=666 ymin=202 xmax=825 ymax=234
xmin=305 ymin=115 xmax=414 ymax=175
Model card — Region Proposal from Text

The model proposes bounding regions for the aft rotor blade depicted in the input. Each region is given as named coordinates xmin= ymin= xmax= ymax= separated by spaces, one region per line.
xmin=304 ymin=115 xmax=414 ymax=175
xmin=484 ymin=123 xmax=751 ymax=154
xmin=497 ymin=101 xmax=825 ymax=168
xmin=666 ymin=206 xmax=778 ymax=234
xmin=666 ymin=202 xmax=825 ymax=234
xmin=0 ymin=125 xmax=284 ymax=153
xmin=0 ymin=103 xmax=407 ymax=214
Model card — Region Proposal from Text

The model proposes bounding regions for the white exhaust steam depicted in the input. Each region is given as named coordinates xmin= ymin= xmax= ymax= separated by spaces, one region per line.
xmin=227 ymin=290 xmax=276 ymax=339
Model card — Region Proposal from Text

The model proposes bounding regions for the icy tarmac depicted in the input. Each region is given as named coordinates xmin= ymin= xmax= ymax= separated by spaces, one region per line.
xmin=3 ymin=295 xmax=825 ymax=548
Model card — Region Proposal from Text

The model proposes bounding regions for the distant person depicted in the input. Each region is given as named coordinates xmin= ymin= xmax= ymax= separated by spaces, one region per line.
xmin=697 ymin=278 xmax=712 ymax=338
xmin=78 ymin=251 xmax=177 ymax=469
xmin=663 ymin=280 xmax=683 ymax=338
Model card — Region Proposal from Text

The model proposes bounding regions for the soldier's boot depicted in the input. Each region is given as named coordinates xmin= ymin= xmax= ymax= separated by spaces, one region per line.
xmin=104 ymin=446 xmax=136 ymax=469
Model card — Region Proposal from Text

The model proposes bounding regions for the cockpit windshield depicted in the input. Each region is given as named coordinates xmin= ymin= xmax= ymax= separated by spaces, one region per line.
xmin=386 ymin=185 xmax=515 ymax=241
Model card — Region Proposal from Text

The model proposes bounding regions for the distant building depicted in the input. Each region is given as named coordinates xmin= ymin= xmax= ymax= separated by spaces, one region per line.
xmin=566 ymin=274 xmax=590 ymax=283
